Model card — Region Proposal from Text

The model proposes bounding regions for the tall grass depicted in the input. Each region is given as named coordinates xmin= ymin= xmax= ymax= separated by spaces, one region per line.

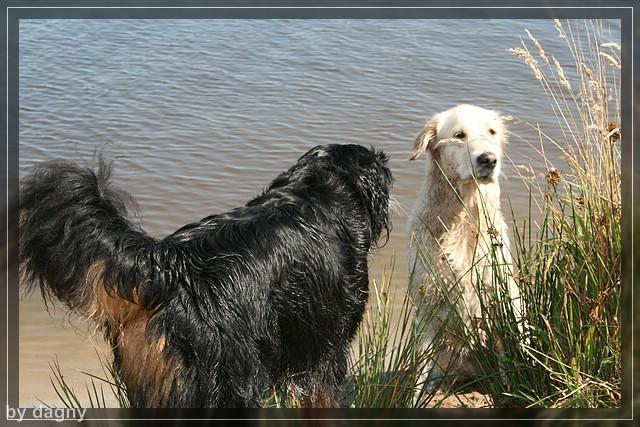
xmin=43 ymin=351 xmax=130 ymax=409
xmin=500 ymin=19 xmax=621 ymax=408
xmin=347 ymin=260 xmax=494 ymax=408
xmin=347 ymin=258 xmax=436 ymax=408
xmin=42 ymin=19 xmax=621 ymax=410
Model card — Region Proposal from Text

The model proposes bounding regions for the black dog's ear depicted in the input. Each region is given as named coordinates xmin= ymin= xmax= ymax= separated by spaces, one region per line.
xmin=409 ymin=114 xmax=439 ymax=161
xmin=355 ymin=156 xmax=392 ymax=247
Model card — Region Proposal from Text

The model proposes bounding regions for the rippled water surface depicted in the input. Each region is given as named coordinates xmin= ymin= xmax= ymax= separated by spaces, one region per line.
xmin=18 ymin=19 xmax=620 ymax=406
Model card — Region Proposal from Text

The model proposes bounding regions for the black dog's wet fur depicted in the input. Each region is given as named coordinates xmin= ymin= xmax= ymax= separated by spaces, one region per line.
xmin=19 ymin=144 xmax=392 ymax=408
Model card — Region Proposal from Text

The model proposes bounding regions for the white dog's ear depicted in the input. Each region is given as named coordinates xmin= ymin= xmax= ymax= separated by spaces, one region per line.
xmin=498 ymin=119 xmax=509 ymax=145
xmin=409 ymin=115 xmax=439 ymax=160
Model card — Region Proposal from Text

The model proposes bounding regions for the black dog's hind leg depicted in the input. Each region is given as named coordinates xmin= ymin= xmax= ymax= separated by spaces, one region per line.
xmin=292 ymin=347 xmax=349 ymax=408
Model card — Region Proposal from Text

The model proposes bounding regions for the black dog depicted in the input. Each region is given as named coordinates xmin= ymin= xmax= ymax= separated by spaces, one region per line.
xmin=19 ymin=144 xmax=392 ymax=408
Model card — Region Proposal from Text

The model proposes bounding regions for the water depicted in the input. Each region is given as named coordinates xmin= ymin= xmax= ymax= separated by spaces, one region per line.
xmin=17 ymin=19 xmax=620 ymax=406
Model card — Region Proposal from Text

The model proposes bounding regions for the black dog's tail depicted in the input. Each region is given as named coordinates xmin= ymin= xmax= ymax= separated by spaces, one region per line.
xmin=19 ymin=159 xmax=161 ymax=324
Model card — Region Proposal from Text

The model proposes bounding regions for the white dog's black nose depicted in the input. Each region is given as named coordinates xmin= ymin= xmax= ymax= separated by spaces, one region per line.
xmin=477 ymin=152 xmax=497 ymax=168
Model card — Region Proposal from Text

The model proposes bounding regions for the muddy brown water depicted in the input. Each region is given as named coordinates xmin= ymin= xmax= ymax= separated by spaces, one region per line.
xmin=17 ymin=19 xmax=620 ymax=407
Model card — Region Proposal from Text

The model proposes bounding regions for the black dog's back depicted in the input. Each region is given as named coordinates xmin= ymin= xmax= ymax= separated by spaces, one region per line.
xmin=19 ymin=144 xmax=392 ymax=408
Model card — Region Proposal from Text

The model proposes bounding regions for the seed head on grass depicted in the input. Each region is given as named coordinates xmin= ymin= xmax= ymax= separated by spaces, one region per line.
xmin=553 ymin=56 xmax=572 ymax=91
xmin=546 ymin=168 xmax=561 ymax=186
xmin=554 ymin=19 xmax=566 ymax=38
xmin=606 ymin=122 xmax=620 ymax=142
xmin=600 ymin=42 xmax=620 ymax=51
xmin=525 ymin=28 xmax=549 ymax=64
xmin=599 ymin=52 xmax=620 ymax=69
xmin=508 ymin=45 xmax=542 ymax=81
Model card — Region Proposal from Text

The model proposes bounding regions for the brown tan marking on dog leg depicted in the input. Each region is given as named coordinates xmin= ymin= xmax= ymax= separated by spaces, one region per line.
xmin=84 ymin=259 xmax=182 ymax=407
xmin=117 ymin=316 xmax=183 ymax=407
xmin=300 ymin=384 xmax=338 ymax=408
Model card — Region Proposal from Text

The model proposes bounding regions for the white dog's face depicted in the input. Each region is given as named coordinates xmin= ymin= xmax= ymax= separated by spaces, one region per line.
xmin=409 ymin=104 xmax=507 ymax=184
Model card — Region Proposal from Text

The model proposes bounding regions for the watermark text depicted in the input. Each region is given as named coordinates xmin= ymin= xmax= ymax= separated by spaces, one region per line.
xmin=6 ymin=405 xmax=87 ymax=423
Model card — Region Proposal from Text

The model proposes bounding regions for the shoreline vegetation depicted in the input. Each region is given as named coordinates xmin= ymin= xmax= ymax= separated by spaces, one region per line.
xmin=42 ymin=20 xmax=621 ymax=410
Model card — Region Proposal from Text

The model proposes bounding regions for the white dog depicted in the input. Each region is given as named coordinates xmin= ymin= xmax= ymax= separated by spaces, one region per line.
xmin=407 ymin=104 xmax=522 ymax=390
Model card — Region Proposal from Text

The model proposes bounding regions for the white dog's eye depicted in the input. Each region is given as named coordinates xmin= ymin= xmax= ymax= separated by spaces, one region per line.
xmin=489 ymin=128 xmax=496 ymax=135
xmin=454 ymin=131 xmax=466 ymax=139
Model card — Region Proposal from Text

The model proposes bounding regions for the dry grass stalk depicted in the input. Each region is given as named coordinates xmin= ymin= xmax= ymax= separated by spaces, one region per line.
xmin=599 ymin=52 xmax=620 ymax=69
xmin=526 ymin=28 xmax=549 ymax=64
xmin=553 ymin=56 xmax=571 ymax=91
xmin=507 ymin=44 xmax=542 ymax=81
xmin=600 ymin=42 xmax=620 ymax=51
xmin=554 ymin=19 xmax=566 ymax=38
